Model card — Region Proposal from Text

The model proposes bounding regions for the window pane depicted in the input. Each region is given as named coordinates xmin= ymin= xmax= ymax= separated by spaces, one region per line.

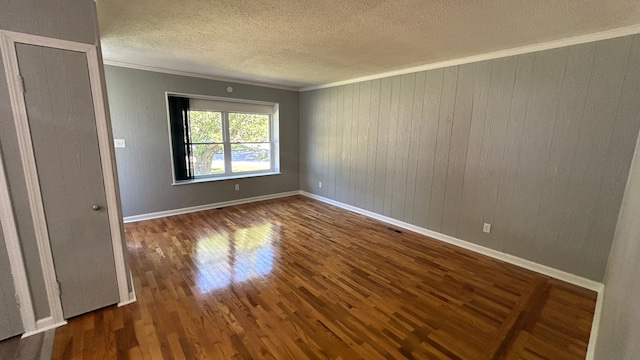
xmin=231 ymin=144 xmax=270 ymax=173
xmin=229 ymin=113 xmax=269 ymax=142
xmin=190 ymin=144 xmax=225 ymax=176
xmin=189 ymin=111 xmax=223 ymax=143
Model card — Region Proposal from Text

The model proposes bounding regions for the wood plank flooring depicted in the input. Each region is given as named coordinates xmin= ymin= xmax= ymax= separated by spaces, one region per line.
xmin=51 ymin=196 xmax=596 ymax=359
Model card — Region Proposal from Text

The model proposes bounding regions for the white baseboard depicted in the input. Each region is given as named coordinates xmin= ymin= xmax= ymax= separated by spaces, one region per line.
xmin=118 ymin=291 xmax=137 ymax=307
xmin=123 ymin=190 xmax=301 ymax=223
xmin=130 ymin=189 xmax=602 ymax=288
xmin=299 ymin=191 xmax=605 ymax=357
xmin=300 ymin=191 xmax=603 ymax=292
xmin=21 ymin=317 xmax=67 ymax=338
xmin=118 ymin=270 xmax=137 ymax=307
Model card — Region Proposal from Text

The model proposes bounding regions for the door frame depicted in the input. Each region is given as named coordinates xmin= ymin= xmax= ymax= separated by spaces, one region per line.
xmin=0 ymin=30 xmax=132 ymax=334
xmin=0 ymin=133 xmax=34 ymax=334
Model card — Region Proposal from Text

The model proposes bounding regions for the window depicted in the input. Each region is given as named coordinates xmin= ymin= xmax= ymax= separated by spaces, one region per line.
xmin=167 ymin=94 xmax=279 ymax=183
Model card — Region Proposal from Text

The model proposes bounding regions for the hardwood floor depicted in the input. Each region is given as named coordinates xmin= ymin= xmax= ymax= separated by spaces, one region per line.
xmin=51 ymin=196 xmax=596 ymax=359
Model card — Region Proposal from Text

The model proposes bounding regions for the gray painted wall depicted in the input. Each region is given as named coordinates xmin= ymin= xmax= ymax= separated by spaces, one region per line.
xmin=300 ymin=34 xmax=640 ymax=281
xmin=104 ymin=66 xmax=300 ymax=217
xmin=0 ymin=0 xmax=103 ymax=320
xmin=595 ymin=107 xmax=640 ymax=359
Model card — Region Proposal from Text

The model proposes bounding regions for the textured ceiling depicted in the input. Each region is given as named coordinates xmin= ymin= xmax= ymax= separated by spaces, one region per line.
xmin=97 ymin=0 xmax=640 ymax=89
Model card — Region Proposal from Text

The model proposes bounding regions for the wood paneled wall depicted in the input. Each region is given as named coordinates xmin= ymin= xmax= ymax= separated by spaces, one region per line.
xmin=300 ymin=34 xmax=640 ymax=281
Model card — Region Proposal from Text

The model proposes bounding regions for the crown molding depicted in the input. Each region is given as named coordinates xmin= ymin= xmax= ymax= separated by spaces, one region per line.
xmin=101 ymin=59 xmax=301 ymax=92
xmin=301 ymin=24 xmax=640 ymax=92
xmin=102 ymin=24 xmax=640 ymax=93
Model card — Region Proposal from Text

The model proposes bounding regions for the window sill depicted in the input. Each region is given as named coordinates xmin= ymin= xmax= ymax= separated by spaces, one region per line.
xmin=171 ymin=171 xmax=281 ymax=186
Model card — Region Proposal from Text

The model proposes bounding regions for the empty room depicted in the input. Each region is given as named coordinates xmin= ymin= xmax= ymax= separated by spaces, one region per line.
xmin=1 ymin=0 xmax=640 ymax=359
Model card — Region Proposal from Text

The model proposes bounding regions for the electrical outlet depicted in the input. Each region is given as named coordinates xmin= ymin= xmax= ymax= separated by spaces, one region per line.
xmin=319 ymin=181 xmax=322 ymax=188
xmin=234 ymin=184 xmax=240 ymax=191
xmin=483 ymin=223 xmax=491 ymax=233
xmin=114 ymin=139 xmax=126 ymax=148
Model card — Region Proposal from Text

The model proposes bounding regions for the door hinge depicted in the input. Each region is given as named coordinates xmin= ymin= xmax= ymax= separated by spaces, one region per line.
xmin=55 ymin=281 xmax=61 ymax=297
xmin=15 ymin=293 xmax=20 ymax=307
xmin=17 ymin=75 xmax=25 ymax=93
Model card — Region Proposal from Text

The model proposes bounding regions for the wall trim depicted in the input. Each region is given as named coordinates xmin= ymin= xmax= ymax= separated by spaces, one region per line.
xmin=123 ymin=190 xmax=301 ymax=223
xmin=103 ymin=59 xmax=299 ymax=92
xmin=126 ymin=189 xmax=605 ymax=291
xmin=0 ymin=120 xmax=36 ymax=332
xmin=301 ymin=24 xmax=640 ymax=92
xmin=118 ymin=271 xmax=137 ymax=307
xmin=21 ymin=317 xmax=66 ymax=338
xmin=104 ymin=25 xmax=640 ymax=93
xmin=118 ymin=292 xmax=137 ymax=307
xmin=299 ymin=191 xmax=603 ymax=291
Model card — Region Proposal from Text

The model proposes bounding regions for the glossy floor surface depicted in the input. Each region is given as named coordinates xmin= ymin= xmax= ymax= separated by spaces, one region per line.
xmin=52 ymin=196 xmax=596 ymax=359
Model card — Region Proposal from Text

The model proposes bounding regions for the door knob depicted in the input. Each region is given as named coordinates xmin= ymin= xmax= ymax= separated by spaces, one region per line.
xmin=92 ymin=205 xmax=102 ymax=211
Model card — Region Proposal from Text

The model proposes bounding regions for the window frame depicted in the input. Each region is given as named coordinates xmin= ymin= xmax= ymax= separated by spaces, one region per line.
xmin=166 ymin=92 xmax=280 ymax=185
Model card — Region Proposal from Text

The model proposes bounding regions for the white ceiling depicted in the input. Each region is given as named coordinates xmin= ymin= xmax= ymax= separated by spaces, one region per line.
xmin=97 ymin=0 xmax=640 ymax=89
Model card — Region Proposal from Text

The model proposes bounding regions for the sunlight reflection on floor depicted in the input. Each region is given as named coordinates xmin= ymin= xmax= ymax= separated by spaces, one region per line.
xmin=194 ymin=222 xmax=276 ymax=293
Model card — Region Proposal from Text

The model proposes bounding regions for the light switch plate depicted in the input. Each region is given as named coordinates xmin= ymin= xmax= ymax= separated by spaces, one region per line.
xmin=114 ymin=139 xmax=126 ymax=148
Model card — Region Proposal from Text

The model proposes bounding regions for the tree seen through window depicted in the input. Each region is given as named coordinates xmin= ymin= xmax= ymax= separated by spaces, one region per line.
xmin=188 ymin=111 xmax=271 ymax=176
